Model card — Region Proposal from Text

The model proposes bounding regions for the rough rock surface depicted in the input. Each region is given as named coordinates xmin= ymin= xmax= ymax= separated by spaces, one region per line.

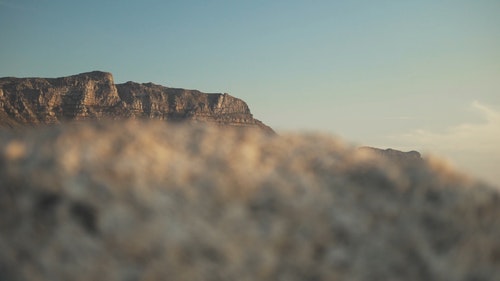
xmin=1 ymin=121 xmax=499 ymax=281
xmin=0 ymin=71 xmax=273 ymax=133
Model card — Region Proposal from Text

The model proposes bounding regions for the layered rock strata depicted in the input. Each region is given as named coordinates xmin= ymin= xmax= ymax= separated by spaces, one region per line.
xmin=0 ymin=71 xmax=273 ymax=133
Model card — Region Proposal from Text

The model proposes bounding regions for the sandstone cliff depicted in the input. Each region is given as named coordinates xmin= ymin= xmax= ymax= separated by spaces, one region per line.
xmin=0 ymin=71 xmax=273 ymax=133
xmin=0 ymin=121 xmax=499 ymax=281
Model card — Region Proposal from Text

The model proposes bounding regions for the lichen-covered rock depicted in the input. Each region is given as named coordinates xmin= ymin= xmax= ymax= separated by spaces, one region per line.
xmin=0 ymin=71 xmax=273 ymax=133
xmin=0 ymin=121 xmax=499 ymax=281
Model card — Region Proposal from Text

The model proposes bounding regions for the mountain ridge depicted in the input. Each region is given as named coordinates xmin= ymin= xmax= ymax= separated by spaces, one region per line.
xmin=0 ymin=71 xmax=274 ymax=133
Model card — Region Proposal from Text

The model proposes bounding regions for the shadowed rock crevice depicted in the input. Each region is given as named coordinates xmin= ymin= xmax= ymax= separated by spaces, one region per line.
xmin=70 ymin=201 xmax=98 ymax=235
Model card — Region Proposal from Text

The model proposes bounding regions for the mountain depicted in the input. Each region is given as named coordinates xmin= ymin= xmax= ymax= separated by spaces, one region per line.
xmin=0 ymin=71 xmax=274 ymax=133
xmin=359 ymin=147 xmax=422 ymax=165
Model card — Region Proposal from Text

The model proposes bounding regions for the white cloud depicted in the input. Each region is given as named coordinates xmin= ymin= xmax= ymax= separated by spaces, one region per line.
xmin=389 ymin=101 xmax=500 ymax=186
xmin=400 ymin=101 xmax=500 ymax=150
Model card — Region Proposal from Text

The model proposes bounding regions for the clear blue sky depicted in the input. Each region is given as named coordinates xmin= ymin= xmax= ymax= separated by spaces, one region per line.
xmin=1 ymin=0 xmax=499 ymax=185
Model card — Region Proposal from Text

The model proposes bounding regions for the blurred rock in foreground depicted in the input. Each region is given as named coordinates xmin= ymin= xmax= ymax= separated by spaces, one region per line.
xmin=0 ymin=121 xmax=499 ymax=281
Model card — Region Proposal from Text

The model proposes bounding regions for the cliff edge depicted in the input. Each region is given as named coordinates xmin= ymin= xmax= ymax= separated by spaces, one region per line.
xmin=0 ymin=71 xmax=274 ymax=133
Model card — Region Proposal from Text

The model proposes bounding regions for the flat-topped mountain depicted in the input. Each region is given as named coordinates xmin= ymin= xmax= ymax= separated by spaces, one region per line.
xmin=0 ymin=71 xmax=274 ymax=133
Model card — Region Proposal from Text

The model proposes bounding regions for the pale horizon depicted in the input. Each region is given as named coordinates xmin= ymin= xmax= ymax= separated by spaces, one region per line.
xmin=1 ymin=0 xmax=499 ymax=185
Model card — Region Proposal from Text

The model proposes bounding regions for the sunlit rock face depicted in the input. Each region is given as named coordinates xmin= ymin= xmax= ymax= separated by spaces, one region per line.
xmin=0 ymin=121 xmax=499 ymax=281
xmin=0 ymin=71 xmax=273 ymax=133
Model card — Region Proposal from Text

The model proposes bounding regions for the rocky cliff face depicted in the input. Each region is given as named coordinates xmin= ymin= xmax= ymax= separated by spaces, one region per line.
xmin=0 ymin=71 xmax=273 ymax=133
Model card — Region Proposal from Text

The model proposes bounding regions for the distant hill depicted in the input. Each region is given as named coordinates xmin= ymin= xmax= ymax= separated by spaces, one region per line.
xmin=0 ymin=71 xmax=274 ymax=133
xmin=359 ymin=146 xmax=422 ymax=165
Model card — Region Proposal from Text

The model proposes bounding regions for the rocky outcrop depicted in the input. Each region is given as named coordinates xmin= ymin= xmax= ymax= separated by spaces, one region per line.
xmin=0 ymin=121 xmax=499 ymax=281
xmin=0 ymin=71 xmax=273 ymax=133
xmin=359 ymin=147 xmax=422 ymax=165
